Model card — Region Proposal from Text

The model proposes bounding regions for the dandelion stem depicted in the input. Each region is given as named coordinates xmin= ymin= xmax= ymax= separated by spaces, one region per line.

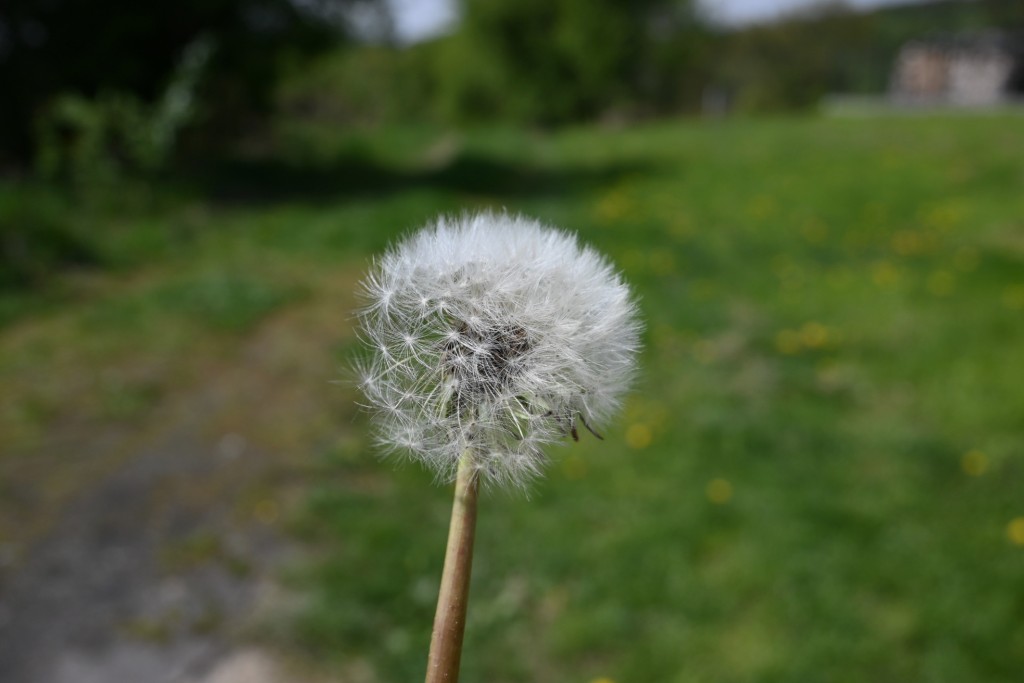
xmin=425 ymin=451 xmax=479 ymax=683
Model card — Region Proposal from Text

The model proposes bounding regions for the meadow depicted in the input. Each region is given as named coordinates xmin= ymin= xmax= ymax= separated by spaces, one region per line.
xmin=3 ymin=114 xmax=1024 ymax=682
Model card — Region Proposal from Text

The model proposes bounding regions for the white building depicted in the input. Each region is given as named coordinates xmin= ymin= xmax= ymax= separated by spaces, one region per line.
xmin=890 ymin=31 xmax=1024 ymax=106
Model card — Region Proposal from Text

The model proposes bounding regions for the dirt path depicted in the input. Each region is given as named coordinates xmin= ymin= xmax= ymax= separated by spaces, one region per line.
xmin=0 ymin=428 xmax=288 ymax=683
xmin=0 ymin=266 xmax=360 ymax=683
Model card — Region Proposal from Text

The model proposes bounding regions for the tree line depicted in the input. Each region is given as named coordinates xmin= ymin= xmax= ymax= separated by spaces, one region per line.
xmin=2 ymin=0 xmax=1021 ymax=168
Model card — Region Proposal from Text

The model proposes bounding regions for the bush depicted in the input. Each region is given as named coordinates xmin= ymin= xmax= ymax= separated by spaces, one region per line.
xmin=434 ymin=0 xmax=706 ymax=124
xmin=276 ymin=43 xmax=439 ymax=126
xmin=0 ymin=185 xmax=97 ymax=289
xmin=34 ymin=38 xmax=214 ymax=203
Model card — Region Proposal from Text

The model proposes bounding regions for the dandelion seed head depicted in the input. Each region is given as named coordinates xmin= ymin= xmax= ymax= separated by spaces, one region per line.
xmin=355 ymin=211 xmax=642 ymax=488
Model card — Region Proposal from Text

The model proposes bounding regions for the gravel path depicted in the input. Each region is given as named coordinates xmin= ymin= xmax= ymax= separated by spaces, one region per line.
xmin=0 ymin=267 xmax=358 ymax=683
xmin=0 ymin=428 xmax=292 ymax=683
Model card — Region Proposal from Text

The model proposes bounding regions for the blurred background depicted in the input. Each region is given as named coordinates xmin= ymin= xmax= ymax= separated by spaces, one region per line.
xmin=2 ymin=0 xmax=1024 ymax=681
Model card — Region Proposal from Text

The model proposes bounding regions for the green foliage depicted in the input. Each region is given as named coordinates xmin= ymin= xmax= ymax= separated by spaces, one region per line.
xmin=276 ymin=44 xmax=439 ymax=126
xmin=0 ymin=0 xmax=348 ymax=164
xmin=0 ymin=184 xmax=95 ymax=288
xmin=714 ymin=5 xmax=874 ymax=111
xmin=0 ymin=38 xmax=215 ymax=295
xmin=35 ymin=38 xmax=214 ymax=201
xmin=435 ymin=0 xmax=705 ymax=124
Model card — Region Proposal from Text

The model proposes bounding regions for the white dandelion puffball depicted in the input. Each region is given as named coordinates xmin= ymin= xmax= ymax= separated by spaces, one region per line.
xmin=356 ymin=212 xmax=642 ymax=488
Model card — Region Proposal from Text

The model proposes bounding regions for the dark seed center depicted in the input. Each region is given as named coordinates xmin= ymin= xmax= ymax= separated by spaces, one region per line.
xmin=443 ymin=322 xmax=530 ymax=400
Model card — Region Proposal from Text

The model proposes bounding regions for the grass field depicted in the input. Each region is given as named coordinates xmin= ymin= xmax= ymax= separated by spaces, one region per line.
xmin=4 ymin=114 xmax=1024 ymax=682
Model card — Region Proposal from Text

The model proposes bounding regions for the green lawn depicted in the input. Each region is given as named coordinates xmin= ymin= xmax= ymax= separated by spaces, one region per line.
xmin=5 ymin=114 xmax=1024 ymax=682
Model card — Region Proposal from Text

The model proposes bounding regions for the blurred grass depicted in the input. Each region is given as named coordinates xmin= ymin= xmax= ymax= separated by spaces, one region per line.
xmin=3 ymin=114 xmax=1024 ymax=681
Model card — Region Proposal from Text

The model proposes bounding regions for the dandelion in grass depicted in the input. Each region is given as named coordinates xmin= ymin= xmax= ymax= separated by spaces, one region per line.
xmin=354 ymin=211 xmax=641 ymax=683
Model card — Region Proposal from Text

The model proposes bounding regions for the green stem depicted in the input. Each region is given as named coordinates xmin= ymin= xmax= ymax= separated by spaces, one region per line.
xmin=425 ymin=452 xmax=479 ymax=683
